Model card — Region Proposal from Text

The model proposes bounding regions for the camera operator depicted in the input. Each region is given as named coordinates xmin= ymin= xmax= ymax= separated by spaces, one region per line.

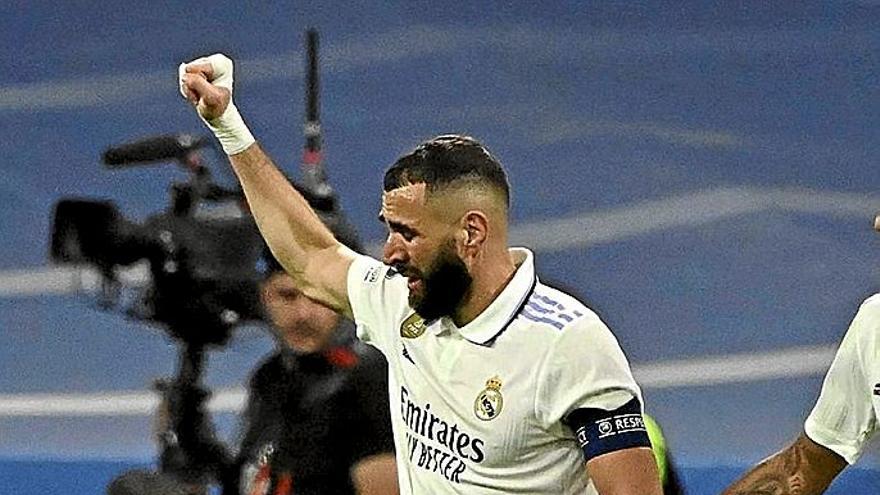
xmin=229 ymin=246 xmax=398 ymax=495
xmin=108 ymin=190 xmax=398 ymax=495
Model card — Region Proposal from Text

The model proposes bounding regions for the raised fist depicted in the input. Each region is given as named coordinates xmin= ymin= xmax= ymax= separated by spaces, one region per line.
xmin=178 ymin=54 xmax=234 ymax=121
xmin=177 ymin=54 xmax=254 ymax=155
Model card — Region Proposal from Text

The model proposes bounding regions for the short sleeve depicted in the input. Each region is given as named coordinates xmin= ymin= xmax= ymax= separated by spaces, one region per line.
xmin=346 ymin=254 xmax=410 ymax=355
xmin=535 ymin=314 xmax=643 ymax=429
xmin=805 ymin=297 xmax=880 ymax=464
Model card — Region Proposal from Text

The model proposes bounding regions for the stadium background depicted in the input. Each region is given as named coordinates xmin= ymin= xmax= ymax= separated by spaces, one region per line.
xmin=1 ymin=1 xmax=878 ymax=493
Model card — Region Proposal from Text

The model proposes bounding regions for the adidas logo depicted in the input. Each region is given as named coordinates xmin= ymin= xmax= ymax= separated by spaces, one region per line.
xmin=402 ymin=344 xmax=416 ymax=366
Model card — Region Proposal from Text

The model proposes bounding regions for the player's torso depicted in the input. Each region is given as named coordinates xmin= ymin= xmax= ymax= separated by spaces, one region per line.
xmin=386 ymin=315 xmax=591 ymax=494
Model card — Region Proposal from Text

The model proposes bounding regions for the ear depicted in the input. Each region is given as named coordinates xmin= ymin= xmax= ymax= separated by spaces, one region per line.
xmin=460 ymin=210 xmax=489 ymax=251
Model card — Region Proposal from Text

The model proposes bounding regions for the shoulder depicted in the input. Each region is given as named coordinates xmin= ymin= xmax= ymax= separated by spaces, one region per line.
xmin=517 ymin=283 xmax=630 ymax=367
xmin=858 ymin=293 xmax=880 ymax=317
xmin=248 ymin=352 xmax=287 ymax=389
xmin=349 ymin=341 xmax=389 ymax=381
xmin=351 ymin=339 xmax=388 ymax=366
xmin=347 ymin=254 xmax=412 ymax=322
xmin=836 ymin=293 xmax=880 ymax=363
xmin=849 ymin=293 xmax=880 ymax=340
xmin=519 ymin=282 xmax=603 ymax=334
xmin=339 ymin=342 xmax=390 ymax=408
xmin=528 ymin=285 xmax=639 ymax=421
xmin=350 ymin=254 xmax=406 ymax=289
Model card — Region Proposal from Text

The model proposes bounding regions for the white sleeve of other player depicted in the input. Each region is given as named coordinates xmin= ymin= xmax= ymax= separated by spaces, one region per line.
xmin=805 ymin=295 xmax=880 ymax=464
xmin=346 ymin=254 xmax=410 ymax=356
xmin=534 ymin=313 xmax=644 ymax=428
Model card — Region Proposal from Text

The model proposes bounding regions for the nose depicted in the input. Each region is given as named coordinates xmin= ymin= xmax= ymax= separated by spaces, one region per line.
xmin=382 ymin=233 xmax=408 ymax=266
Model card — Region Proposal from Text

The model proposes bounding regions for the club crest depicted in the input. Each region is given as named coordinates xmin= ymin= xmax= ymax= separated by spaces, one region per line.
xmin=474 ymin=376 xmax=504 ymax=421
xmin=400 ymin=313 xmax=427 ymax=339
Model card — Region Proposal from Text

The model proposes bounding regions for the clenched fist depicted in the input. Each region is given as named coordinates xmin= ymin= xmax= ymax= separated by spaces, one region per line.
xmin=178 ymin=54 xmax=254 ymax=155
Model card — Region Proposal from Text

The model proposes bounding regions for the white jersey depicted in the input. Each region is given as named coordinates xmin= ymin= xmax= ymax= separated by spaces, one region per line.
xmin=347 ymin=247 xmax=644 ymax=494
xmin=805 ymin=294 xmax=880 ymax=464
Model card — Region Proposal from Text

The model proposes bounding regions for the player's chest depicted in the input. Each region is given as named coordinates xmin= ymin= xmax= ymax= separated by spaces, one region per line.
xmin=391 ymin=331 xmax=547 ymax=466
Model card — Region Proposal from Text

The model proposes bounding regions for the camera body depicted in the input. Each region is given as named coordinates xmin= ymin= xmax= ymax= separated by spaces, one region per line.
xmin=49 ymin=135 xmax=264 ymax=346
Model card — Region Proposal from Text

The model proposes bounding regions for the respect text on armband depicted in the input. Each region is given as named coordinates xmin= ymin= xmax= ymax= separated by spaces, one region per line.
xmin=400 ymin=386 xmax=486 ymax=483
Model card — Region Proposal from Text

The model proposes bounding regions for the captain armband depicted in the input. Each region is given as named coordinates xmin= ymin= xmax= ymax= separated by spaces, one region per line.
xmin=563 ymin=397 xmax=651 ymax=461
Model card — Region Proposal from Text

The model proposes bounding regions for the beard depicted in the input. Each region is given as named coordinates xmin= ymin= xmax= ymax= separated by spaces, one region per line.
xmin=408 ymin=241 xmax=473 ymax=321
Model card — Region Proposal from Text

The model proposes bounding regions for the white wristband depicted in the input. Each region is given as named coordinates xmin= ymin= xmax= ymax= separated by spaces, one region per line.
xmin=179 ymin=54 xmax=256 ymax=155
xmin=204 ymin=101 xmax=255 ymax=155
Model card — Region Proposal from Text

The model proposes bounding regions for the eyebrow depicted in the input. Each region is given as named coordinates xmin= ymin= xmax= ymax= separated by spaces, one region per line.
xmin=378 ymin=215 xmax=418 ymax=237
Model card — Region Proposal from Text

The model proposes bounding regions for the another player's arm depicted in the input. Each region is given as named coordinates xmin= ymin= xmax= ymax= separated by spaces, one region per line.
xmin=179 ymin=56 xmax=355 ymax=317
xmin=725 ymin=298 xmax=879 ymax=494
xmin=722 ymin=433 xmax=846 ymax=495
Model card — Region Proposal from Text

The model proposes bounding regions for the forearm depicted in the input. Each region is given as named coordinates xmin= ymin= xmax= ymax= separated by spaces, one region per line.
xmin=722 ymin=434 xmax=846 ymax=495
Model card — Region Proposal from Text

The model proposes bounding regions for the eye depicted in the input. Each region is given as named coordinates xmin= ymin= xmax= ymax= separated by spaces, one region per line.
xmin=277 ymin=288 xmax=300 ymax=300
xmin=400 ymin=229 xmax=416 ymax=242
xmin=387 ymin=221 xmax=418 ymax=242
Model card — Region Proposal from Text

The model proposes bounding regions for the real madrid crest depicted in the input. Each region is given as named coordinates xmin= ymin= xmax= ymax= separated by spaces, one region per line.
xmin=474 ymin=376 xmax=504 ymax=421
xmin=400 ymin=313 xmax=427 ymax=339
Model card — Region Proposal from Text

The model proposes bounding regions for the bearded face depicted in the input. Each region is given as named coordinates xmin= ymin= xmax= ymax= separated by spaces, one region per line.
xmin=380 ymin=183 xmax=476 ymax=321
xmin=402 ymin=239 xmax=473 ymax=321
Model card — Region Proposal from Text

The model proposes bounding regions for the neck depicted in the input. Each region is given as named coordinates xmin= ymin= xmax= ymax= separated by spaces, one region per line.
xmin=451 ymin=247 xmax=516 ymax=326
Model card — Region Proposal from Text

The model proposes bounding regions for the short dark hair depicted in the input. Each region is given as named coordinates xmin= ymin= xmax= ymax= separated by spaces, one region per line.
xmin=383 ymin=135 xmax=510 ymax=207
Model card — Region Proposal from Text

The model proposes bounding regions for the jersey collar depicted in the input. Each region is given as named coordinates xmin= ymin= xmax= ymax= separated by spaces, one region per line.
xmin=447 ymin=247 xmax=536 ymax=345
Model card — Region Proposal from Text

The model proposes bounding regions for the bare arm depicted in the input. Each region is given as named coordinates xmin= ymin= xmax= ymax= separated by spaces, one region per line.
xmin=722 ymin=433 xmax=847 ymax=495
xmin=228 ymin=144 xmax=355 ymax=317
xmin=351 ymin=453 xmax=399 ymax=495
xmin=587 ymin=447 xmax=663 ymax=495
xmin=180 ymin=57 xmax=356 ymax=317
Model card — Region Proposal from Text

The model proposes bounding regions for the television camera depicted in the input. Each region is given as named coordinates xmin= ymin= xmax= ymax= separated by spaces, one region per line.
xmin=50 ymin=133 xmax=266 ymax=346
xmin=51 ymin=30 xmax=354 ymax=489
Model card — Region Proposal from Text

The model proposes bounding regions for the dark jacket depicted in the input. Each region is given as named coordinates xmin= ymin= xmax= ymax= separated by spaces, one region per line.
xmin=226 ymin=339 xmax=394 ymax=495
